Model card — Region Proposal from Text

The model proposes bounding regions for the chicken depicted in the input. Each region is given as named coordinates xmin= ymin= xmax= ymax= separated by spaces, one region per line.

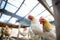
xmin=4 ymin=25 xmax=11 ymax=36
xmin=0 ymin=27 xmax=11 ymax=40
xmin=28 ymin=27 xmax=41 ymax=40
xmin=39 ymin=16 xmax=56 ymax=40
xmin=3 ymin=25 xmax=12 ymax=40
xmin=28 ymin=15 xmax=44 ymax=40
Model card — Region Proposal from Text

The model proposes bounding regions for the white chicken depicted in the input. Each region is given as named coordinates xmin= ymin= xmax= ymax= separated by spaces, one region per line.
xmin=28 ymin=15 xmax=44 ymax=40
xmin=28 ymin=27 xmax=42 ymax=40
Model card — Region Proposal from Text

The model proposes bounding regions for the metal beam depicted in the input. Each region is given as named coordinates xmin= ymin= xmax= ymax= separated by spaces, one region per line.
xmin=0 ymin=0 xmax=3 ymax=8
xmin=0 ymin=9 xmax=22 ymax=19
xmin=38 ymin=0 xmax=54 ymax=16
xmin=52 ymin=0 xmax=60 ymax=40
xmin=3 ymin=0 xmax=26 ymax=8
xmin=0 ymin=21 xmax=29 ymax=28
xmin=5 ymin=1 xmax=18 ymax=8
xmin=3 ymin=0 xmax=8 ymax=9
xmin=14 ymin=0 xmax=25 ymax=14
xmin=0 ymin=0 xmax=3 ymax=18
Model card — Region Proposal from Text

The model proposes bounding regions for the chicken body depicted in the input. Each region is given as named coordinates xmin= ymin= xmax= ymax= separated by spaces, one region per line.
xmin=4 ymin=25 xmax=11 ymax=36
xmin=28 ymin=27 xmax=40 ymax=40
xmin=30 ymin=20 xmax=43 ymax=36
xmin=3 ymin=25 xmax=12 ymax=40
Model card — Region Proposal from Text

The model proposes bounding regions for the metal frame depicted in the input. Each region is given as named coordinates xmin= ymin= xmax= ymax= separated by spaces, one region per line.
xmin=0 ymin=10 xmax=30 ymax=25
xmin=0 ymin=9 xmax=22 ymax=19
xmin=0 ymin=0 xmax=4 ymax=18
xmin=18 ymin=2 xmax=40 ymax=21
xmin=7 ymin=0 xmax=39 ymax=23
xmin=7 ymin=0 xmax=25 ymax=23
xmin=5 ymin=1 xmax=18 ymax=8
xmin=14 ymin=0 xmax=25 ymax=14
xmin=0 ymin=0 xmax=55 ymax=28
xmin=38 ymin=0 xmax=54 ymax=16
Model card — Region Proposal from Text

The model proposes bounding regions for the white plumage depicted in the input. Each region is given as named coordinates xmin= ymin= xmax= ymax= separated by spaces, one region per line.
xmin=30 ymin=20 xmax=43 ymax=36
xmin=28 ymin=15 xmax=44 ymax=40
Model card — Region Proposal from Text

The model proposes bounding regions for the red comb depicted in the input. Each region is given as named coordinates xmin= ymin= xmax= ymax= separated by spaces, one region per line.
xmin=28 ymin=14 xmax=33 ymax=18
xmin=40 ymin=16 xmax=44 ymax=19
xmin=39 ymin=16 xmax=44 ymax=20
xmin=28 ymin=15 xmax=33 ymax=20
xmin=39 ymin=16 xmax=44 ymax=24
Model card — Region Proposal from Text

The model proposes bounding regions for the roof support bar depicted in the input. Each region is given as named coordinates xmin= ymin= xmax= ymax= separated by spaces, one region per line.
xmin=38 ymin=0 xmax=54 ymax=16
xmin=3 ymin=0 xmax=8 ymax=9
xmin=0 ymin=9 xmax=22 ymax=19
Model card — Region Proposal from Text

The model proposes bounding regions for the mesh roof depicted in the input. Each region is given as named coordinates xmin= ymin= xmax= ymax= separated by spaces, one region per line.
xmin=0 ymin=0 xmax=54 ymax=26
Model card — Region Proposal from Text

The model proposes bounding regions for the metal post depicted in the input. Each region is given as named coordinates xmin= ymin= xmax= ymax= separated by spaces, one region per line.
xmin=17 ymin=22 xmax=21 ymax=39
xmin=52 ymin=0 xmax=60 ymax=40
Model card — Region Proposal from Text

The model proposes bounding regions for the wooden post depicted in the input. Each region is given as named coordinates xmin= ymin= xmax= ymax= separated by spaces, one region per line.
xmin=17 ymin=22 xmax=21 ymax=40
xmin=52 ymin=0 xmax=60 ymax=40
